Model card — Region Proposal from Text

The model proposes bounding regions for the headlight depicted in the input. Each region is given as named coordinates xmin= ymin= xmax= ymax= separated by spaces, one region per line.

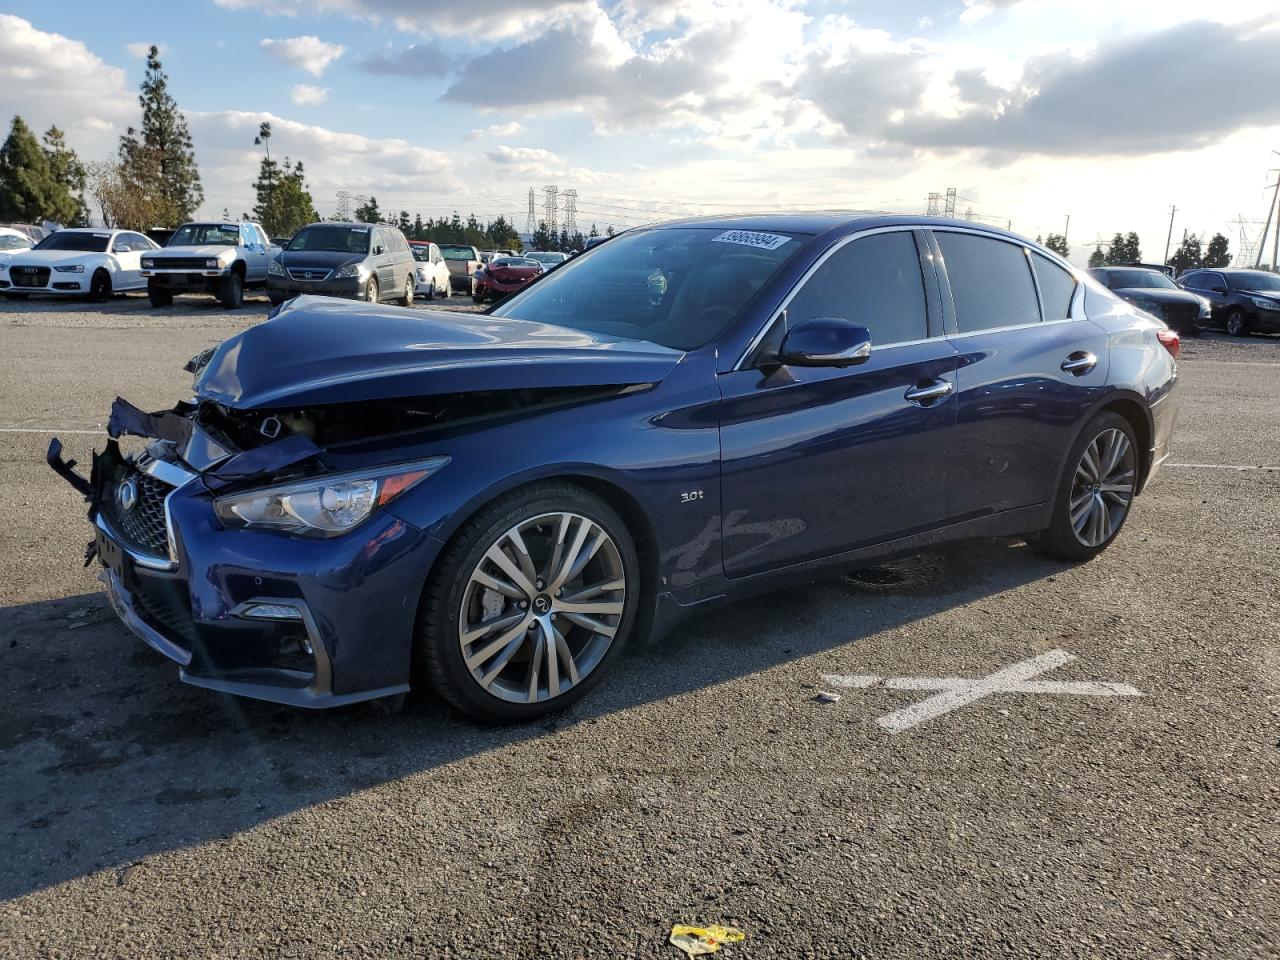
xmin=205 ymin=258 xmax=222 ymax=269
xmin=54 ymin=264 xmax=85 ymax=274
xmin=268 ymin=259 xmax=286 ymax=276
xmin=333 ymin=262 xmax=363 ymax=279
xmin=213 ymin=457 xmax=449 ymax=537
xmin=1196 ymin=296 xmax=1211 ymax=319
xmin=1251 ymin=296 xmax=1280 ymax=312
xmin=416 ymin=267 xmax=428 ymax=280
xmin=141 ymin=258 xmax=156 ymax=269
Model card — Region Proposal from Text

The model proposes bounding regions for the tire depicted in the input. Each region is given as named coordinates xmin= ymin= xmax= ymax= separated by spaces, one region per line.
xmin=425 ymin=280 xmax=435 ymax=302
xmin=1035 ymin=411 xmax=1139 ymax=562
xmin=88 ymin=269 xmax=111 ymax=303
xmin=268 ymin=294 xmax=286 ymax=306
xmin=399 ymin=272 xmax=414 ymax=307
xmin=442 ymin=277 xmax=452 ymax=299
xmin=1224 ymin=309 xmax=1250 ymax=337
xmin=219 ymin=271 xmax=244 ymax=309
xmin=472 ymin=290 xmax=486 ymax=304
xmin=417 ymin=482 xmax=642 ymax=722
xmin=364 ymin=276 xmax=379 ymax=303
xmin=1184 ymin=324 xmax=1203 ymax=338
xmin=148 ymin=282 xmax=173 ymax=308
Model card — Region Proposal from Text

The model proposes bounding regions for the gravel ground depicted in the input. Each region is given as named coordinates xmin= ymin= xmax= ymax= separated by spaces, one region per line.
xmin=1 ymin=300 xmax=1277 ymax=959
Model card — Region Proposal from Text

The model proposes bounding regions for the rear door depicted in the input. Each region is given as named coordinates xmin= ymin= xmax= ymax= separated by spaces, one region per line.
xmin=1195 ymin=272 xmax=1231 ymax=322
xmin=372 ymin=228 xmax=395 ymax=296
xmin=931 ymin=230 xmax=1108 ymax=518
xmin=111 ymin=233 xmax=146 ymax=288
xmin=718 ymin=228 xmax=960 ymax=578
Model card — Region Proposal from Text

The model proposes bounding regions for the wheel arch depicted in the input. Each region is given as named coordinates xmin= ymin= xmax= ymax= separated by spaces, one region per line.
xmin=231 ymin=259 xmax=247 ymax=278
xmin=1087 ymin=391 xmax=1154 ymax=492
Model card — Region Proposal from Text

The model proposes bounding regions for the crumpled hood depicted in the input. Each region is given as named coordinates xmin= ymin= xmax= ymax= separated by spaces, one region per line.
xmin=194 ymin=296 xmax=683 ymax=409
xmin=1114 ymin=287 xmax=1205 ymax=304
xmin=152 ymin=243 xmax=235 ymax=259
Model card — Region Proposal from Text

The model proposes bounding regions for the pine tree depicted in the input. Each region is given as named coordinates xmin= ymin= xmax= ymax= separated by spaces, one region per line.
xmin=0 ymin=116 xmax=69 ymax=222
xmin=531 ymin=220 xmax=553 ymax=250
xmin=588 ymin=223 xmax=599 ymax=238
xmin=1088 ymin=248 xmax=1105 ymax=268
xmin=1203 ymin=233 xmax=1231 ymax=268
xmin=354 ymin=196 xmax=381 ymax=223
xmin=1123 ymin=232 xmax=1141 ymax=263
xmin=1043 ymin=233 xmax=1069 ymax=257
xmin=558 ymin=227 xmax=570 ymax=251
xmin=118 ymin=46 xmax=203 ymax=226
xmin=1167 ymin=235 xmax=1203 ymax=274
xmin=41 ymin=126 xmax=87 ymax=224
xmin=1103 ymin=233 xmax=1127 ymax=265
xmin=253 ymin=150 xmax=316 ymax=237
xmin=605 ymin=225 xmax=615 ymax=237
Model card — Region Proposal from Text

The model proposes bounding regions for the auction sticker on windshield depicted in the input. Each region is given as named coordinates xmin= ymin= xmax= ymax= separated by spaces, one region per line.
xmin=711 ymin=230 xmax=793 ymax=251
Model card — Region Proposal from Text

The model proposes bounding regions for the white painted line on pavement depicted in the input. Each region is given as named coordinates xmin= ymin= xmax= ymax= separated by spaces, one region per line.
xmin=1167 ymin=462 xmax=1280 ymax=472
xmin=0 ymin=428 xmax=104 ymax=435
xmin=821 ymin=650 xmax=1142 ymax=734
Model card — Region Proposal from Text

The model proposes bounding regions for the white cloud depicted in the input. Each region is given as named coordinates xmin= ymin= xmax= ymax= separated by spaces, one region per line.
xmin=290 ymin=84 xmax=329 ymax=106
xmin=260 ymin=35 xmax=345 ymax=76
xmin=125 ymin=41 xmax=168 ymax=58
xmin=215 ymin=0 xmax=588 ymax=40
xmin=464 ymin=122 xmax=526 ymax=141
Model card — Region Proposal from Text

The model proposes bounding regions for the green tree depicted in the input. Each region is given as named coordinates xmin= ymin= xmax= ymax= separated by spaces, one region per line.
xmin=1203 ymin=232 xmax=1231 ymax=268
xmin=41 ymin=126 xmax=87 ymax=224
xmin=558 ymin=226 xmax=570 ymax=251
xmin=588 ymin=223 xmax=599 ymax=238
xmin=0 ymin=116 xmax=66 ymax=222
xmin=1043 ymin=233 xmax=1069 ymax=257
xmin=1167 ymin=235 xmax=1203 ymax=275
xmin=531 ymin=220 xmax=553 ymax=250
xmin=1087 ymin=247 xmax=1105 ymax=268
xmin=1123 ymin=232 xmax=1141 ymax=263
xmin=354 ymin=196 xmax=381 ymax=223
xmin=1103 ymin=233 xmax=1127 ymax=265
xmin=117 ymin=46 xmax=202 ymax=226
xmin=253 ymin=152 xmax=317 ymax=237
xmin=412 ymin=213 xmax=424 ymax=240
xmin=605 ymin=224 xmax=616 ymax=237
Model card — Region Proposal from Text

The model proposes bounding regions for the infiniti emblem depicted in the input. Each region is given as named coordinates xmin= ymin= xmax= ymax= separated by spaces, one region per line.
xmin=532 ymin=595 xmax=551 ymax=614
xmin=117 ymin=476 xmax=139 ymax=512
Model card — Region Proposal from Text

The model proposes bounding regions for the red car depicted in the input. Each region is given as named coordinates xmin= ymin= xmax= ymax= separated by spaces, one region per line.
xmin=472 ymin=256 xmax=543 ymax=303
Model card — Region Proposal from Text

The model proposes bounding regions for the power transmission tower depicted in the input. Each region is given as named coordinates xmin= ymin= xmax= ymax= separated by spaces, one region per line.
xmin=944 ymin=188 xmax=957 ymax=218
xmin=525 ymin=188 xmax=537 ymax=234
xmin=335 ymin=191 xmax=353 ymax=221
xmin=926 ymin=192 xmax=941 ymax=216
xmin=1257 ymin=153 xmax=1280 ymax=269
xmin=1236 ymin=215 xmax=1261 ymax=267
xmin=562 ymin=189 xmax=578 ymax=233
xmin=543 ymin=185 xmax=559 ymax=232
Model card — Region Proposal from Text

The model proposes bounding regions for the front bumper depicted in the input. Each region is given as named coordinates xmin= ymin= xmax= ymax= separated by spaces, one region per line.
xmin=267 ymin=274 xmax=364 ymax=299
xmin=143 ymin=269 xmax=228 ymax=292
xmin=52 ymin=438 xmax=436 ymax=708
xmin=0 ymin=275 xmax=89 ymax=293
xmin=475 ymin=278 xmax=531 ymax=298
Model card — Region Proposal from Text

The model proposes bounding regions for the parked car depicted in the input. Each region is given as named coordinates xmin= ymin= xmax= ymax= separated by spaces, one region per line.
xmin=0 ymin=227 xmax=33 ymax=254
xmin=142 ymin=221 xmax=277 ymax=309
xmin=48 ymin=215 xmax=1178 ymax=721
xmin=438 ymin=243 xmax=482 ymax=294
xmin=472 ymin=255 xmax=543 ymax=303
xmin=145 ymin=228 xmax=175 ymax=248
xmin=410 ymin=241 xmax=452 ymax=300
xmin=1088 ymin=266 xmax=1208 ymax=335
xmin=0 ymin=223 xmax=48 ymax=245
xmin=267 ymin=222 xmax=415 ymax=306
xmin=0 ymin=227 xmax=158 ymax=301
xmin=1177 ymin=268 xmax=1280 ymax=336
xmin=271 ymin=236 xmax=292 ymax=248
xmin=524 ymin=250 xmax=569 ymax=270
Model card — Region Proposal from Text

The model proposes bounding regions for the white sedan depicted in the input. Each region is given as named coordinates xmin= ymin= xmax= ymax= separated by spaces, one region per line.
xmin=0 ymin=227 xmax=33 ymax=254
xmin=0 ymin=228 xmax=159 ymax=302
xmin=410 ymin=241 xmax=453 ymax=299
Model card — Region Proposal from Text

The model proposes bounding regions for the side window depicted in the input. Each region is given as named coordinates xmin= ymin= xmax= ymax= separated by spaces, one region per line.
xmin=130 ymin=233 xmax=154 ymax=250
xmin=784 ymin=231 xmax=928 ymax=346
xmin=1031 ymin=252 xmax=1076 ymax=321
xmin=430 ymin=244 xmax=440 ymax=262
xmin=1205 ymin=274 xmax=1227 ymax=293
xmin=1180 ymin=272 xmax=1202 ymax=290
xmin=255 ymin=226 xmax=270 ymax=249
xmin=937 ymin=232 xmax=1040 ymax=333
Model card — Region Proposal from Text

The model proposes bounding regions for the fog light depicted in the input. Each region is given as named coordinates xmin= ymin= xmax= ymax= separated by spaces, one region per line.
xmin=238 ymin=601 xmax=303 ymax=621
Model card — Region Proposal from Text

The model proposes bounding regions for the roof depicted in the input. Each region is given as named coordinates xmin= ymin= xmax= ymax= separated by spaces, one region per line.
xmin=644 ymin=212 xmax=1029 ymax=244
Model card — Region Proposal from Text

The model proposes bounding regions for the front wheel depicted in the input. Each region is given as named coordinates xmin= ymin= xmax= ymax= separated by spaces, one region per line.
xmin=218 ymin=272 xmax=243 ymax=309
xmin=88 ymin=269 xmax=112 ymax=303
xmin=1224 ymin=309 xmax=1250 ymax=337
xmin=364 ymin=276 xmax=379 ymax=303
xmin=1035 ymin=412 xmax=1139 ymax=561
xmin=148 ymin=282 xmax=173 ymax=308
xmin=417 ymin=483 xmax=641 ymax=722
xmin=442 ymin=277 xmax=452 ymax=299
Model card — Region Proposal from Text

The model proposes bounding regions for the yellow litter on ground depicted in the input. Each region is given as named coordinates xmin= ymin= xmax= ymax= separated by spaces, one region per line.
xmin=669 ymin=924 xmax=746 ymax=956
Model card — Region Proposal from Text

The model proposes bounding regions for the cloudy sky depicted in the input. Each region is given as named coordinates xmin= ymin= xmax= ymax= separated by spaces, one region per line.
xmin=2 ymin=0 xmax=1278 ymax=264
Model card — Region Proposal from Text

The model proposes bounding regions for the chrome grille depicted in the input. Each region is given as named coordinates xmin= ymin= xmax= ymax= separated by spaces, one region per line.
xmin=101 ymin=470 xmax=173 ymax=559
xmin=287 ymin=267 xmax=333 ymax=282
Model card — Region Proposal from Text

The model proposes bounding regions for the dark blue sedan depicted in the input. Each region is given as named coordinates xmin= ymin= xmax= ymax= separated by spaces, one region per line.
xmin=49 ymin=215 xmax=1180 ymax=721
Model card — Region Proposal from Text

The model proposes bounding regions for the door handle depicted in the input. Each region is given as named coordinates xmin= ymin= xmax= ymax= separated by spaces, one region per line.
xmin=1061 ymin=351 xmax=1097 ymax=376
xmin=904 ymin=379 xmax=954 ymax=405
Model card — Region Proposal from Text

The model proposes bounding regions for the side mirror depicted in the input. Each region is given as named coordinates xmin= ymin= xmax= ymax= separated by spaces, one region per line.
xmin=777 ymin=317 xmax=872 ymax=368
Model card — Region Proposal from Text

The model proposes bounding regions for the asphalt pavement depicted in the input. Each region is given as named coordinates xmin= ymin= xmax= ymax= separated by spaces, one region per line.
xmin=1 ymin=294 xmax=1277 ymax=958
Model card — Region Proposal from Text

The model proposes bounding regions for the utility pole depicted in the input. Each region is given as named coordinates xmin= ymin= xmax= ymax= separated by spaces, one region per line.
xmin=1163 ymin=205 xmax=1177 ymax=264
xmin=1063 ymin=214 xmax=1070 ymax=246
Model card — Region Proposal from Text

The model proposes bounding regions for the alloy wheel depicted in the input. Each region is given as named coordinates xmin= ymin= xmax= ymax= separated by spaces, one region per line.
xmin=458 ymin=511 xmax=626 ymax=704
xmin=1069 ymin=428 xmax=1136 ymax=547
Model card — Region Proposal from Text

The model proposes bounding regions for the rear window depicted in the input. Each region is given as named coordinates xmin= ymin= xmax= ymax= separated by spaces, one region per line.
xmin=439 ymin=245 xmax=476 ymax=261
xmin=1032 ymin=253 xmax=1077 ymax=321
xmin=937 ymin=232 xmax=1040 ymax=333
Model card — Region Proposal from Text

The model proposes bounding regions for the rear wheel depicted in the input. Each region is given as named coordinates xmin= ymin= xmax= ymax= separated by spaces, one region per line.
xmin=417 ymin=483 xmax=640 ymax=722
xmin=1224 ymin=309 xmax=1250 ymax=337
xmin=88 ymin=269 xmax=111 ymax=303
xmin=218 ymin=271 xmax=243 ymax=309
xmin=147 ymin=282 xmax=173 ymax=308
xmin=1035 ymin=412 xmax=1139 ymax=561
xmin=399 ymin=272 xmax=414 ymax=306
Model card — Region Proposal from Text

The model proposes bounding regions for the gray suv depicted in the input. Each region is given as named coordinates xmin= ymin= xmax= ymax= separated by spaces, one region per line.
xmin=267 ymin=222 xmax=415 ymax=306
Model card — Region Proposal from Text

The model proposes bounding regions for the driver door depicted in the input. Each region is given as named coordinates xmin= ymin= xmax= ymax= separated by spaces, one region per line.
xmin=111 ymin=233 xmax=146 ymax=289
xmin=717 ymin=229 xmax=959 ymax=578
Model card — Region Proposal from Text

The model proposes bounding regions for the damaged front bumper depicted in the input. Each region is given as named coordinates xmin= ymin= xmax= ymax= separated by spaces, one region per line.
xmin=47 ymin=400 xmax=437 ymax=708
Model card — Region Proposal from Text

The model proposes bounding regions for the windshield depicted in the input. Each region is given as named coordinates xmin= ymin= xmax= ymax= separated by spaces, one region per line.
xmin=525 ymin=251 xmax=566 ymax=264
xmin=1103 ymin=269 xmax=1176 ymax=290
xmin=0 ymin=234 xmax=30 ymax=250
xmin=1234 ymin=272 xmax=1280 ymax=292
xmin=288 ymin=226 xmax=370 ymax=255
xmin=34 ymin=232 xmax=110 ymax=252
xmin=439 ymin=245 xmax=476 ymax=261
xmin=490 ymin=227 xmax=809 ymax=350
xmin=169 ymin=224 xmax=240 ymax=246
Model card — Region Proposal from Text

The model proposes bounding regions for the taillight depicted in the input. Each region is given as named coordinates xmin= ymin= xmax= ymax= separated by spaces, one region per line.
xmin=1157 ymin=328 xmax=1179 ymax=360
